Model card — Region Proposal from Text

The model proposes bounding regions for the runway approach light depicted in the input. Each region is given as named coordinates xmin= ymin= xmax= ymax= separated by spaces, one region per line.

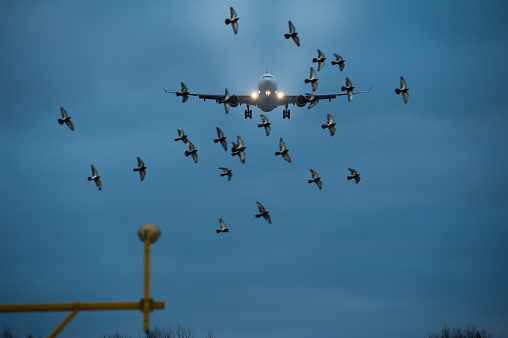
xmin=0 ymin=223 xmax=165 ymax=337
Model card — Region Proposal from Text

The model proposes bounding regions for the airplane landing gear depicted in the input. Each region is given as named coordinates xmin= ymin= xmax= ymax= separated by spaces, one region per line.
xmin=245 ymin=105 xmax=252 ymax=119
xmin=283 ymin=109 xmax=290 ymax=119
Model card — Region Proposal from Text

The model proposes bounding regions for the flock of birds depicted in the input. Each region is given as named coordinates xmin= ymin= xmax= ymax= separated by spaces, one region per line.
xmin=57 ymin=6 xmax=410 ymax=233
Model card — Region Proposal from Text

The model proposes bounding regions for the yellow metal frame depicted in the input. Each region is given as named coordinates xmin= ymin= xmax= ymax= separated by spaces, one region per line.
xmin=0 ymin=238 xmax=164 ymax=337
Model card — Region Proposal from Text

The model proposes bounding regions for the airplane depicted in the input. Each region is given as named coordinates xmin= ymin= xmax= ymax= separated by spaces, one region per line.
xmin=163 ymin=73 xmax=371 ymax=119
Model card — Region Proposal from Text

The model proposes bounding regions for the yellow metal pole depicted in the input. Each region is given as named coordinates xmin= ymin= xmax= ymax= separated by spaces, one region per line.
xmin=143 ymin=238 xmax=151 ymax=332
xmin=48 ymin=303 xmax=79 ymax=338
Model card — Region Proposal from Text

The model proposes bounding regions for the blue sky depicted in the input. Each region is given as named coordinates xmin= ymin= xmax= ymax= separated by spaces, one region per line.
xmin=1 ymin=1 xmax=507 ymax=337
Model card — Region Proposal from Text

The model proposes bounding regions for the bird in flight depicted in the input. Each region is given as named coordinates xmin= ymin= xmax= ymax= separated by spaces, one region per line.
xmin=395 ymin=76 xmax=409 ymax=104
xmin=331 ymin=53 xmax=345 ymax=71
xmin=312 ymin=49 xmax=326 ymax=71
xmin=275 ymin=138 xmax=291 ymax=163
xmin=133 ymin=157 xmax=147 ymax=181
xmin=255 ymin=202 xmax=271 ymax=224
xmin=284 ymin=20 xmax=300 ymax=47
xmin=231 ymin=136 xmax=246 ymax=164
xmin=58 ymin=107 xmax=74 ymax=131
xmin=341 ymin=77 xmax=355 ymax=102
xmin=225 ymin=7 xmax=239 ymax=34
xmin=257 ymin=114 xmax=271 ymax=136
xmin=213 ymin=127 xmax=228 ymax=151
xmin=163 ymin=82 xmax=190 ymax=102
xmin=185 ymin=141 xmax=198 ymax=163
xmin=304 ymin=67 xmax=318 ymax=92
xmin=88 ymin=165 xmax=102 ymax=191
xmin=308 ymin=169 xmax=322 ymax=190
xmin=347 ymin=168 xmax=361 ymax=184
xmin=218 ymin=167 xmax=232 ymax=181
xmin=216 ymin=218 xmax=230 ymax=233
xmin=321 ymin=113 xmax=336 ymax=136
xmin=175 ymin=128 xmax=189 ymax=144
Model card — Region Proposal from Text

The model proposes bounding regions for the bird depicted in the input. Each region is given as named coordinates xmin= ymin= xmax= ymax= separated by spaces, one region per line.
xmin=175 ymin=128 xmax=189 ymax=144
xmin=231 ymin=136 xmax=246 ymax=164
xmin=216 ymin=218 xmax=230 ymax=233
xmin=304 ymin=67 xmax=318 ymax=92
xmin=306 ymin=93 xmax=318 ymax=109
xmin=58 ymin=107 xmax=74 ymax=131
xmin=395 ymin=76 xmax=409 ymax=103
xmin=321 ymin=113 xmax=336 ymax=136
xmin=257 ymin=114 xmax=271 ymax=136
xmin=175 ymin=82 xmax=190 ymax=102
xmin=341 ymin=77 xmax=355 ymax=102
xmin=225 ymin=7 xmax=239 ymax=34
xmin=312 ymin=49 xmax=326 ymax=71
xmin=184 ymin=141 xmax=198 ymax=163
xmin=255 ymin=202 xmax=271 ymax=224
xmin=87 ymin=165 xmax=101 ymax=191
xmin=331 ymin=53 xmax=345 ymax=71
xmin=284 ymin=20 xmax=300 ymax=47
xmin=221 ymin=88 xmax=231 ymax=114
xmin=213 ymin=127 xmax=227 ymax=151
xmin=347 ymin=168 xmax=360 ymax=184
xmin=218 ymin=167 xmax=232 ymax=181
xmin=308 ymin=169 xmax=322 ymax=190
xmin=275 ymin=137 xmax=291 ymax=163
xmin=133 ymin=157 xmax=147 ymax=181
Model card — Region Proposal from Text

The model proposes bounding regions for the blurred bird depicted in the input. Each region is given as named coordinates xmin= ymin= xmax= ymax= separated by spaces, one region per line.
xmin=308 ymin=169 xmax=322 ymax=190
xmin=341 ymin=77 xmax=355 ymax=102
xmin=175 ymin=83 xmax=190 ymax=102
xmin=221 ymin=88 xmax=231 ymax=114
xmin=231 ymin=136 xmax=246 ymax=164
xmin=218 ymin=167 xmax=232 ymax=181
xmin=185 ymin=141 xmax=198 ymax=163
xmin=284 ymin=20 xmax=300 ymax=47
xmin=306 ymin=93 xmax=318 ymax=109
xmin=275 ymin=138 xmax=291 ymax=163
xmin=395 ymin=76 xmax=409 ymax=104
xmin=225 ymin=7 xmax=239 ymax=34
xmin=133 ymin=157 xmax=147 ymax=181
xmin=216 ymin=218 xmax=230 ymax=233
xmin=312 ymin=49 xmax=326 ymax=71
xmin=58 ymin=107 xmax=74 ymax=131
xmin=255 ymin=202 xmax=271 ymax=224
xmin=175 ymin=128 xmax=189 ymax=144
xmin=347 ymin=168 xmax=360 ymax=184
xmin=87 ymin=165 xmax=101 ymax=191
xmin=304 ymin=67 xmax=318 ymax=92
xmin=257 ymin=114 xmax=271 ymax=136
xmin=213 ymin=127 xmax=227 ymax=151
xmin=331 ymin=53 xmax=345 ymax=71
xmin=321 ymin=113 xmax=336 ymax=136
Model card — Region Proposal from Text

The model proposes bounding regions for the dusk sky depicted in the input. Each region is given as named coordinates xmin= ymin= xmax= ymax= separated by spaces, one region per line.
xmin=1 ymin=1 xmax=507 ymax=337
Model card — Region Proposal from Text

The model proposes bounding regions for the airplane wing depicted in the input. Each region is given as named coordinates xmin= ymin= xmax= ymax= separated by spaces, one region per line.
xmin=280 ymin=87 xmax=372 ymax=106
xmin=163 ymin=87 xmax=255 ymax=105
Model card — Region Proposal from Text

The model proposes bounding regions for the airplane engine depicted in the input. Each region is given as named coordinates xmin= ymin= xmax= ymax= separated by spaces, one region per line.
xmin=296 ymin=95 xmax=307 ymax=107
xmin=229 ymin=95 xmax=240 ymax=107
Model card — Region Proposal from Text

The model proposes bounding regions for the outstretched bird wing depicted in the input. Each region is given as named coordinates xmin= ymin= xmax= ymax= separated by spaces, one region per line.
xmin=137 ymin=157 xmax=145 ymax=168
xmin=400 ymin=76 xmax=407 ymax=90
xmin=279 ymin=137 xmax=286 ymax=151
xmin=91 ymin=165 xmax=99 ymax=177
xmin=60 ymin=107 xmax=68 ymax=119
xmin=256 ymin=202 xmax=265 ymax=213
xmin=348 ymin=168 xmax=357 ymax=175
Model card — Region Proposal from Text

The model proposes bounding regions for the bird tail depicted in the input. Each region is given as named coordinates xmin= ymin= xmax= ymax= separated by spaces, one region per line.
xmin=220 ymin=173 xmax=226 ymax=177
xmin=331 ymin=61 xmax=338 ymax=65
xmin=308 ymin=180 xmax=313 ymax=184
xmin=255 ymin=214 xmax=262 ymax=218
xmin=216 ymin=229 xmax=221 ymax=233
xmin=347 ymin=176 xmax=352 ymax=180
xmin=225 ymin=19 xmax=231 ymax=25
xmin=275 ymin=151 xmax=281 ymax=156
xmin=321 ymin=125 xmax=328 ymax=129
xmin=87 ymin=177 xmax=92 ymax=181
xmin=58 ymin=119 xmax=64 ymax=125
xmin=312 ymin=58 xmax=318 ymax=63
xmin=133 ymin=168 xmax=139 ymax=172
xmin=213 ymin=139 xmax=219 ymax=143
xmin=284 ymin=34 xmax=291 ymax=39
xmin=395 ymin=89 xmax=402 ymax=95
xmin=304 ymin=79 xmax=311 ymax=84
xmin=257 ymin=124 xmax=263 ymax=128
xmin=184 ymin=151 xmax=190 ymax=157
xmin=341 ymin=86 xmax=347 ymax=91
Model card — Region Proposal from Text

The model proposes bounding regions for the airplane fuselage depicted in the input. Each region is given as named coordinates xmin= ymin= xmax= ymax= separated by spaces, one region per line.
xmin=255 ymin=74 xmax=281 ymax=112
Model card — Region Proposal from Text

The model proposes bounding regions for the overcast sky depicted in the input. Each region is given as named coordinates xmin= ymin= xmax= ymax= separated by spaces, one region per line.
xmin=1 ymin=1 xmax=507 ymax=337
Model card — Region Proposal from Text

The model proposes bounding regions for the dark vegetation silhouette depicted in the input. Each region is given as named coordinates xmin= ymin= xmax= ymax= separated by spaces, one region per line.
xmin=427 ymin=324 xmax=494 ymax=338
